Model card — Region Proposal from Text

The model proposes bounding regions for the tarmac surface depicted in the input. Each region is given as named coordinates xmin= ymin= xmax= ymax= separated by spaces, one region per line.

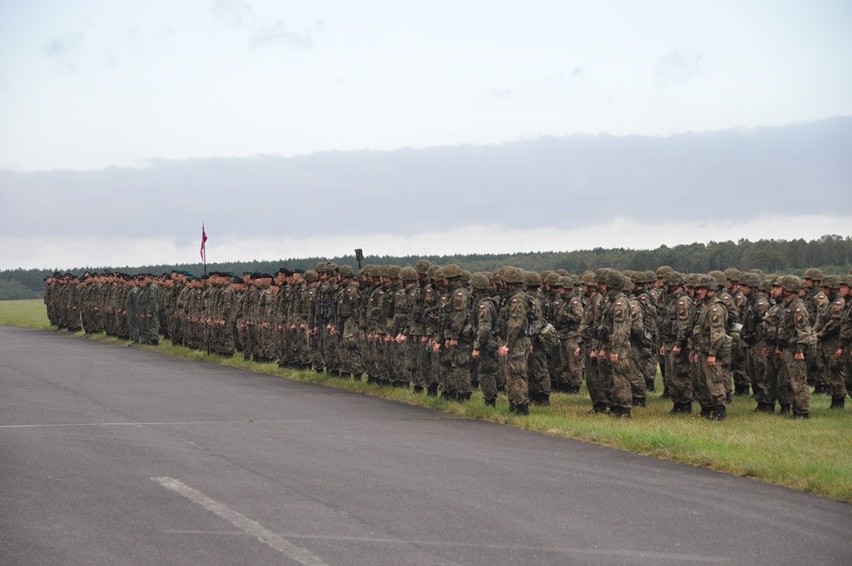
xmin=1 ymin=326 xmax=850 ymax=565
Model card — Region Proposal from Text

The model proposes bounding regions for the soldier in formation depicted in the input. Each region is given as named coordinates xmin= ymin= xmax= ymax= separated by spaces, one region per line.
xmin=43 ymin=263 xmax=851 ymax=419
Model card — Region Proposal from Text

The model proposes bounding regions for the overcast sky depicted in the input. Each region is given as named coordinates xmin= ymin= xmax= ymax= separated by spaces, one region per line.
xmin=1 ymin=1 xmax=851 ymax=270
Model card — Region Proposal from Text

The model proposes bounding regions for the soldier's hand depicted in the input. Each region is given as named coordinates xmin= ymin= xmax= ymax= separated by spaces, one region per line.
xmin=420 ymin=336 xmax=429 ymax=345
xmin=498 ymin=345 xmax=509 ymax=358
xmin=471 ymin=348 xmax=480 ymax=359
xmin=596 ymin=350 xmax=606 ymax=361
xmin=574 ymin=346 xmax=581 ymax=358
xmin=706 ymin=355 xmax=716 ymax=367
xmin=609 ymin=351 xmax=619 ymax=363
xmin=433 ymin=341 xmax=441 ymax=353
xmin=447 ymin=339 xmax=458 ymax=348
xmin=836 ymin=348 xmax=844 ymax=360
xmin=794 ymin=351 xmax=805 ymax=361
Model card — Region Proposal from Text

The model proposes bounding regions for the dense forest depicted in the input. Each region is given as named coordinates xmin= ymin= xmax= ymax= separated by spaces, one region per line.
xmin=2 ymin=234 xmax=850 ymax=300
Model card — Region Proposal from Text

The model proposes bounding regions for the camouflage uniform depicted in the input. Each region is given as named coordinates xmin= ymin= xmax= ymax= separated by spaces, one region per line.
xmin=690 ymin=276 xmax=731 ymax=420
xmin=775 ymin=276 xmax=812 ymax=418
xmin=471 ymin=273 xmax=500 ymax=405
xmin=552 ymin=276 xmax=584 ymax=394
xmin=814 ymin=276 xmax=846 ymax=408
xmin=739 ymin=273 xmax=772 ymax=410
xmin=496 ymin=267 xmax=542 ymax=415
xmin=660 ymin=272 xmax=694 ymax=413
xmin=597 ymin=271 xmax=634 ymax=417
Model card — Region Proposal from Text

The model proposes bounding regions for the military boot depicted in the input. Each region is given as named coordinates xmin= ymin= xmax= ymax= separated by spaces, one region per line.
xmin=484 ymin=397 xmax=496 ymax=407
xmin=712 ymin=404 xmax=727 ymax=421
xmin=515 ymin=403 xmax=529 ymax=415
xmin=632 ymin=396 xmax=646 ymax=408
xmin=829 ymin=397 xmax=845 ymax=410
xmin=426 ymin=383 xmax=439 ymax=397
xmin=778 ymin=404 xmax=791 ymax=415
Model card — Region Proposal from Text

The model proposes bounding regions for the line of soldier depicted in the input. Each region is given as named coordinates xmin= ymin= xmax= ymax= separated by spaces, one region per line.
xmin=43 ymin=263 xmax=852 ymax=419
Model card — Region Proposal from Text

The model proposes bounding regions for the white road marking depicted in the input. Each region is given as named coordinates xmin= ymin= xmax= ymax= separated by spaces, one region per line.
xmin=152 ymin=477 xmax=328 ymax=566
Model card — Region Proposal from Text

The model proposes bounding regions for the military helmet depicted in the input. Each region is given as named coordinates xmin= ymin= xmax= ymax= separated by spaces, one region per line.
xmin=304 ymin=269 xmax=318 ymax=283
xmin=803 ymin=268 xmax=824 ymax=281
xmin=644 ymin=270 xmax=657 ymax=282
xmin=739 ymin=273 xmax=761 ymax=288
xmin=630 ymin=271 xmax=646 ymax=284
xmin=441 ymin=264 xmax=462 ymax=279
xmin=594 ymin=268 xmax=610 ymax=284
xmin=460 ymin=269 xmax=471 ymax=283
xmin=656 ymin=265 xmax=674 ymax=278
xmin=781 ymin=274 xmax=802 ymax=293
xmin=502 ymin=266 xmax=525 ymax=284
xmin=695 ymin=274 xmax=718 ymax=290
xmin=338 ymin=265 xmax=354 ymax=277
xmin=400 ymin=266 xmax=418 ymax=282
xmin=580 ymin=272 xmax=596 ymax=286
xmin=555 ymin=276 xmax=574 ymax=289
xmin=543 ymin=272 xmax=560 ymax=286
xmin=555 ymin=268 xmax=569 ymax=276
xmin=427 ymin=265 xmax=440 ymax=279
xmin=821 ymin=274 xmax=841 ymax=290
xmin=724 ymin=267 xmax=741 ymax=282
xmin=841 ymin=275 xmax=852 ymax=288
xmin=382 ymin=264 xmax=401 ymax=279
xmin=470 ymin=272 xmax=490 ymax=290
xmin=606 ymin=270 xmax=625 ymax=290
xmin=761 ymin=275 xmax=776 ymax=292
xmin=709 ymin=270 xmax=727 ymax=287
xmin=524 ymin=271 xmax=542 ymax=287
xmin=665 ymin=271 xmax=684 ymax=287
xmin=414 ymin=259 xmax=432 ymax=275
xmin=622 ymin=269 xmax=636 ymax=280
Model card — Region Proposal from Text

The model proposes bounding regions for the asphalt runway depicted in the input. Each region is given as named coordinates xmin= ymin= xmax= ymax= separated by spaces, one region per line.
xmin=1 ymin=326 xmax=849 ymax=565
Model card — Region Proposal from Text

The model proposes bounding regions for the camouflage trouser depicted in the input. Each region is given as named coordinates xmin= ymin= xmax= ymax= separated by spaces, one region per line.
xmin=693 ymin=353 xmax=728 ymax=409
xmin=477 ymin=350 xmax=500 ymax=402
xmin=527 ymin=345 xmax=551 ymax=399
xmin=663 ymin=344 xmax=692 ymax=405
xmin=447 ymin=339 xmax=472 ymax=395
xmin=821 ymin=340 xmax=847 ymax=401
xmin=546 ymin=345 xmax=566 ymax=391
xmin=561 ymin=338 xmax=583 ymax=389
xmin=843 ymin=347 xmax=852 ymax=399
xmin=585 ymin=345 xmax=609 ymax=407
xmin=142 ymin=313 xmax=159 ymax=344
xmin=766 ymin=349 xmax=784 ymax=406
xmin=747 ymin=344 xmax=770 ymax=403
xmin=778 ymin=350 xmax=809 ymax=415
xmin=608 ymin=348 xmax=633 ymax=410
xmin=388 ymin=339 xmax=408 ymax=383
xmin=806 ymin=344 xmax=826 ymax=387
xmin=505 ymin=337 xmax=531 ymax=407
xmin=626 ymin=348 xmax=648 ymax=401
xmin=339 ymin=323 xmax=362 ymax=377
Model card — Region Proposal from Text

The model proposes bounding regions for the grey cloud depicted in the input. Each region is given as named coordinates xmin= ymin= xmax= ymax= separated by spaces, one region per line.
xmin=211 ymin=0 xmax=254 ymax=29
xmin=2 ymin=118 xmax=850 ymax=244
xmin=653 ymin=48 xmax=707 ymax=88
xmin=550 ymin=66 xmax=585 ymax=86
xmin=250 ymin=21 xmax=313 ymax=49
xmin=40 ymin=33 xmax=83 ymax=59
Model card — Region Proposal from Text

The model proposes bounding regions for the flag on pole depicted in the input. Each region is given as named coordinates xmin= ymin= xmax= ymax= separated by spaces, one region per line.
xmin=200 ymin=224 xmax=208 ymax=263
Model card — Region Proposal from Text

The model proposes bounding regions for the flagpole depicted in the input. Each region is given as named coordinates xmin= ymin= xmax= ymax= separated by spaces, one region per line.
xmin=201 ymin=222 xmax=208 ymax=278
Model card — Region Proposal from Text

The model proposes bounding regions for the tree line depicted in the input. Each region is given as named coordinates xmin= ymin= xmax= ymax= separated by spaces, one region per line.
xmin=2 ymin=234 xmax=851 ymax=300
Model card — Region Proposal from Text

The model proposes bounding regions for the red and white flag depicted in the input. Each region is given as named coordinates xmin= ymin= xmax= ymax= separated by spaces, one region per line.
xmin=200 ymin=224 xmax=208 ymax=262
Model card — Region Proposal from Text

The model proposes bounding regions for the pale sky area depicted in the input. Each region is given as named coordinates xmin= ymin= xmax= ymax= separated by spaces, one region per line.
xmin=1 ymin=1 xmax=851 ymax=270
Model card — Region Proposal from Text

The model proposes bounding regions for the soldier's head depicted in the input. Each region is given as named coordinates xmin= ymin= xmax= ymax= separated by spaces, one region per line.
xmin=802 ymin=268 xmax=823 ymax=289
xmin=555 ymin=276 xmax=574 ymax=296
xmin=821 ymin=275 xmax=841 ymax=296
xmin=524 ymin=271 xmax=542 ymax=290
xmin=665 ymin=271 xmax=684 ymax=292
xmin=605 ymin=270 xmax=625 ymax=293
xmin=470 ymin=272 xmax=490 ymax=294
xmin=780 ymin=274 xmax=801 ymax=298
xmin=694 ymin=274 xmax=717 ymax=299
xmin=840 ymin=275 xmax=852 ymax=298
xmin=501 ymin=266 xmax=525 ymax=290
xmin=724 ymin=268 xmax=741 ymax=291
xmin=739 ymin=273 xmax=761 ymax=296
xmin=655 ymin=265 xmax=673 ymax=288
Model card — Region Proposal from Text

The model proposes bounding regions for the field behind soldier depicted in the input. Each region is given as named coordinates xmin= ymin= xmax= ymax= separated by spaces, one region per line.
xmin=2 ymin=298 xmax=850 ymax=503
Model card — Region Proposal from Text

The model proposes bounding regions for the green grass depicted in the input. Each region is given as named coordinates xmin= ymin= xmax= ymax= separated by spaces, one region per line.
xmin=3 ymin=299 xmax=851 ymax=502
